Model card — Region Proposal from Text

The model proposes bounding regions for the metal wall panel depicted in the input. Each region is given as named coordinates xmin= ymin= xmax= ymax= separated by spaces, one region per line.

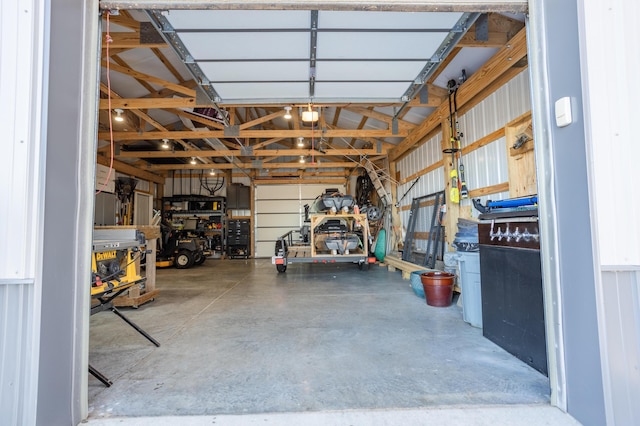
xmin=254 ymin=213 xmax=302 ymax=230
xmin=163 ymin=174 xmax=227 ymax=197
xmin=255 ymin=199 xmax=301 ymax=214
xmin=255 ymin=183 xmax=343 ymax=257
xmin=580 ymin=2 xmax=639 ymax=266
xmin=0 ymin=0 xmax=48 ymax=423
xmin=397 ymin=71 xmax=528 ymax=216
xmin=600 ymin=271 xmax=640 ymax=426
xmin=0 ymin=282 xmax=35 ymax=425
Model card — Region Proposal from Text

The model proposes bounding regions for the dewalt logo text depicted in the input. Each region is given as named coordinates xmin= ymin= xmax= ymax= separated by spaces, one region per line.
xmin=96 ymin=251 xmax=117 ymax=261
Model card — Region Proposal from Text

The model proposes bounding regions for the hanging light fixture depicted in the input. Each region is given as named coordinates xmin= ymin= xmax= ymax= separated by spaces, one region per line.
xmin=299 ymin=156 xmax=306 ymax=163
xmin=161 ymin=138 xmax=170 ymax=149
xmin=190 ymin=157 xmax=197 ymax=165
xmin=283 ymin=106 xmax=292 ymax=120
xmin=209 ymin=169 xmax=216 ymax=176
xmin=113 ymin=108 xmax=124 ymax=122
xmin=297 ymin=137 xmax=305 ymax=147
xmin=301 ymin=104 xmax=318 ymax=123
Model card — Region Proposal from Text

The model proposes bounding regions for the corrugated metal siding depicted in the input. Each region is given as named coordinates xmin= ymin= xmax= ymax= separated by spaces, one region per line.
xmin=600 ymin=271 xmax=640 ymax=425
xmin=581 ymin=0 xmax=639 ymax=266
xmin=1 ymin=0 xmax=46 ymax=423
xmin=398 ymin=70 xmax=530 ymax=221
xmin=255 ymin=183 xmax=342 ymax=258
xmin=0 ymin=282 xmax=35 ymax=425
xmin=398 ymin=167 xmax=444 ymax=241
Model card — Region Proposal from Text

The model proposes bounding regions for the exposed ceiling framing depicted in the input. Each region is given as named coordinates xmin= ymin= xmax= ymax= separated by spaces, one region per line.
xmin=97 ymin=3 xmax=526 ymax=183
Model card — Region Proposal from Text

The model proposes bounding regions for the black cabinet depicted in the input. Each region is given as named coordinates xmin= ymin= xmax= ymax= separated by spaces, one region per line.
xmin=478 ymin=219 xmax=548 ymax=376
xmin=227 ymin=219 xmax=250 ymax=258
xmin=226 ymin=184 xmax=250 ymax=209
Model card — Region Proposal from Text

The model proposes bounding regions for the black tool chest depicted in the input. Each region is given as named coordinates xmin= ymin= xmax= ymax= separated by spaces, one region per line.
xmin=227 ymin=219 xmax=250 ymax=258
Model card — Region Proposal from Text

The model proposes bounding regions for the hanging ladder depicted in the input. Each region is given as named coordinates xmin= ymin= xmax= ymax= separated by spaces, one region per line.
xmin=363 ymin=161 xmax=391 ymax=206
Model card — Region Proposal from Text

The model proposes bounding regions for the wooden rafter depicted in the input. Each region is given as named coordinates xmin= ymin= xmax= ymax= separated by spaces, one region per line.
xmin=117 ymin=148 xmax=381 ymax=159
xmin=98 ymin=128 xmax=409 ymax=142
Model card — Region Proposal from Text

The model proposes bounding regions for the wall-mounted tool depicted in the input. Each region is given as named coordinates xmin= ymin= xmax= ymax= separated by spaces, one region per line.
xmin=473 ymin=196 xmax=538 ymax=214
xmin=443 ymin=70 xmax=469 ymax=203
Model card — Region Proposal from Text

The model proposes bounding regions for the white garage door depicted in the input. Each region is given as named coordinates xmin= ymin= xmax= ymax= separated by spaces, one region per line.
xmin=255 ymin=183 xmax=345 ymax=258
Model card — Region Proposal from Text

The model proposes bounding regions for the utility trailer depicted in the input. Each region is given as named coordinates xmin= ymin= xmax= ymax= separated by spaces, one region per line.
xmin=271 ymin=212 xmax=376 ymax=273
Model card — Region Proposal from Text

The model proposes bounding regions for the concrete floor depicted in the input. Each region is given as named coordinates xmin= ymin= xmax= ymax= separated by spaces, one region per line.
xmin=87 ymin=259 xmax=578 ymax=424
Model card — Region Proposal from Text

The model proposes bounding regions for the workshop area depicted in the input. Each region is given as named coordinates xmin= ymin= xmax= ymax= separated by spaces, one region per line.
xmin=7 ymin=1 xmax=639 ymax=426
xmin=86 ymin=3 xmax=553 ymax=423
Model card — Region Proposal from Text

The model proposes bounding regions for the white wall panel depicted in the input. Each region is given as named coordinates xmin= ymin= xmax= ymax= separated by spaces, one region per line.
xmin=398 ymin=70 xmax=530 ymax=224
xmin=255 ymin=183 xmax=344 ymax=257
xmin=0 ymin=0 xmax=47 ymax=423
xmin=255 ymin=213 xmax=301 ymax=228
xmin=259 ymin=226 xmax=300 ymax=241
xmin=256 ymin=199 xmax=301 ymax=214
xmin=163 ymin=174 xmax=227 ymax=197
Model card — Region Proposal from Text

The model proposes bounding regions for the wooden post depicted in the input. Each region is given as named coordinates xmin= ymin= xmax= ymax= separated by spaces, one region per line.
xmin=506 ymin=112 xmax=537 ymax=198
xmin=389 ymin=160 xmax=403 ymax=253
xmin=441 ymin=119 xmax=460 ymax=248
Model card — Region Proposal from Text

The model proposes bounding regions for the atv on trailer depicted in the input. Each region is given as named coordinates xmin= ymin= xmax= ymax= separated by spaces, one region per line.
xmin=157 ymin=219 xmax=210 ymax=269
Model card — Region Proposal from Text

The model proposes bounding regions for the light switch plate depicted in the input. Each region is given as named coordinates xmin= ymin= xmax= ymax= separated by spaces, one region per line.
xmin=555 ymin=97 xmax=572 ymax=128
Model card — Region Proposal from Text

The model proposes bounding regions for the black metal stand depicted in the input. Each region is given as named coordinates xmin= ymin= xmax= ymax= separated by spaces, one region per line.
xmin=89 ymin=281 xmax=160 ymax=386
xmin=89 ymin=364 xmax=113 ymax=387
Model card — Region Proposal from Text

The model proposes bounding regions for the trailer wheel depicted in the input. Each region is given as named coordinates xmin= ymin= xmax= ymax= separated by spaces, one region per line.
xmin=175 ymin=250 xmax=194 ymax=269
xmin=276 ymin=264 xmax=287 ymax=273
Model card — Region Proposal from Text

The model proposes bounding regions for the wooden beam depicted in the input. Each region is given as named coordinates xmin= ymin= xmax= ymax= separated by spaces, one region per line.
xmin=98 ymin=128 xmax=409 ymax=141
xmin=400 ymin=159 xmax=444 ymax=185
xmin=468 ymin=181 xmax=510 ymax=198
xmin=99 ymin=84 xmax=210 ymax=157
xmin=151 ymin=48 xmax=185 ymax=83
xmin=254 ymin=178 xmax=346 ymax=185
xmin=168 ymin=108 xmax=225 ymax=130
xmin=96 ymin=155 xmax=165 ymax=184
xmin=105 ymin=13 xmax=140 ymax=30
xmin=101 ymin=32 xmax=167 ymax=49
xmin=102 ymin=61 xmax=196 ymax=97
xmin=457 ymin=31 xmax=509 ymax=48
xmin=148 ymin=161 xmax=359 ymax=171
xmin=389 ymin=27 xmax=527 ymax=162
xmin=344 ymin=106 xmax=416 ymax=130
xmin=252 ymin=137 xmax=285 ymax=150
xmin=99 ymin=97 xmax=197 ymax=110
xmin=117 ymin=148 xmax=381 ymax=158
xmin=110 ymin=55 xmax=155 ymax=94
xmin=239 ymin=109 xmax=286 ymax=130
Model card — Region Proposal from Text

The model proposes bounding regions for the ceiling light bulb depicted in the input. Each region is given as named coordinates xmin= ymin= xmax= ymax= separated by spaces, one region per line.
xmin=113 ymin=108 xmax=124 ymax=122
xmin=190 ymin=157 xmax=197 ymax=165
xmin=299 ymin=156 xmax=305 ymax=163
xmin=301 ymin=104 xmax=318 ymax=122
xmin=162 ymin=138 xmax=170 ymax=149
xmin=284 ymin=106 xmax=292 ymax=120
xmin=209 ymin=169 xmax=215 ymax=176
xmin=297 ymin=137 xmax=304 ymax=147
